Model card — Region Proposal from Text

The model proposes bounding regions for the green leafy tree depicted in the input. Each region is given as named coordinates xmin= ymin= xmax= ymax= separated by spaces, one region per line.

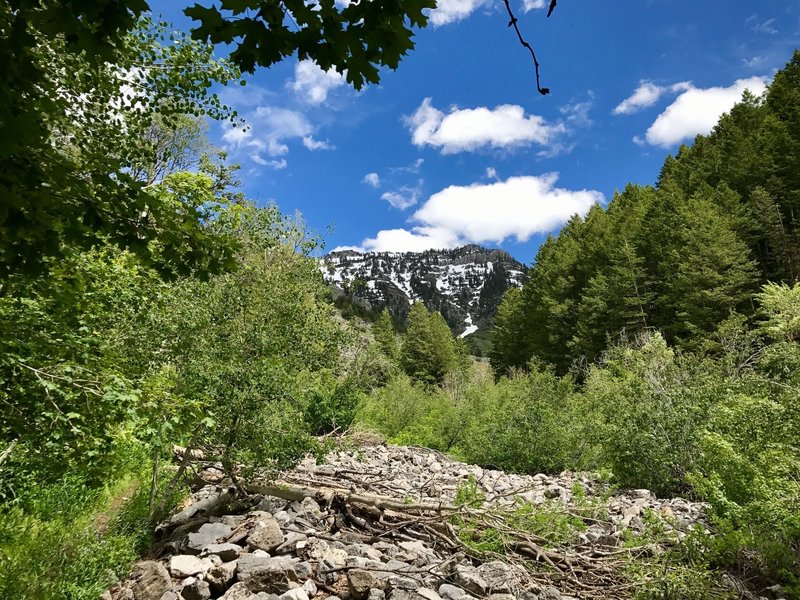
xmin=186 ymin=0 xmax=435 ymax=89
xmin=143 ymin=204 xmax=345 ymax=485
xmin=1 ymin=16 xmax=241 ymax=277
xmin=572 ymin=239 xmax=653 ymax=361
xmin=0 ymin=249 xmax=161 ymax=492
xmin=662 ymin=195 xmax=759 ymax=349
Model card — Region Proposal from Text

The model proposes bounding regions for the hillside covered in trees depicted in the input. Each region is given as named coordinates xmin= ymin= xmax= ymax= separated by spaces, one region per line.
xmin=490 ymin=53 xmax=800 ymax=374
xmin=357 ymin=53 xmax=800 ymax=598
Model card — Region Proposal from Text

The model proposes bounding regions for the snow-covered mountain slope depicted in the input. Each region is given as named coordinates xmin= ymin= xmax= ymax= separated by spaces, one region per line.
xmin=320 ymin=245 xmax=527 ymax=337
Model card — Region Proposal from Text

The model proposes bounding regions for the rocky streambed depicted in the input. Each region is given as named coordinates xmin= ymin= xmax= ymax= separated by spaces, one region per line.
xmin=106 ymin=442 xmax=713 ymax=600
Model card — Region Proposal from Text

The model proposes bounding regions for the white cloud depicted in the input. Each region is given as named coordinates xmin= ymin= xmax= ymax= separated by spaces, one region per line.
xmin=354 ymin=173 xmax=602 ymax=252
xmin=221 ymin=96 xmax=334 ymax=168
xmin=747 ymin=15 xmax=778 ymax=35
xmin=251 ymin=155 xmax=288 ymax=169
xmin=561 ymin=95 xmax=594 ymax=126
xmin=302 ymin=136 xmax=333 ymax=150
xmin=644 ymin=76 xmax=768 ymax=147
xmin=429 ymin=0 xmax=491 ymax=26
xmin=407 ymin=98 xmax=565 ymax=154
xmin=391 ymin=158 xmax=425 ymax=174
xmin=381 ymin=183 xmax=423 ymax=210
xmin=485 ymin=166 xmax=498 ymax=180
xmin=362 ymin=227 xmax=462 ymax=253
xmin=743 ymin=56 xmax=765 ymax=69
xmin=363 ymin=172 xmax=381 ymax=188
xmin=613 ymin=81 xmax=691 ymax=115
xmin=413 ymin=174 xmax=601 ymax=244
xmin=223 ymin=106 xmax=312 ymax=158
xmin=522 ymin=0 xmax=546 ymax=12
xmin=289 ymin=60 xmax=347 ymax=104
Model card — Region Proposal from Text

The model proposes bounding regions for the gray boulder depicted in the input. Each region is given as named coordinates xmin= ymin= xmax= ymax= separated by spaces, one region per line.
xmin=453 ymin=566 xmax=487 ymax=596
xmin=207 ymin=560 xmax=238 ymax=596
xmin=169 ymin=555 xmax=213 ymax=579
xmin=201 ymin=542 xmax=242 ymax=562
xmin=181 ymin=578 xmax=211 ymax=600
xmin=279 ymin=588 xmax=310 ymax=600
xmin=129 ymin=561 xmax=172 ymax=600
xmin=248 ymin=517 xmax=285 ymax=553
xmin=188 ymin=522 xmax=232 ymax=554
xmin=241 ymin=562 xmax=296 ymax=594
xmin=369 ymin=590 xmax=386 ymax=600
xmin=478 ymin=561 xmax=518 ymax=593
xmin=348 ymin=569 xmax=379 ymax=599
xmin=219 ymin=582 xmax=254 ymax=600
xmin=437 ymin=584 xmax=474 ymax=600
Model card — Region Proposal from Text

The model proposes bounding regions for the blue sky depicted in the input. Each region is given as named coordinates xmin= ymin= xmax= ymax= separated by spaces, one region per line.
xmin=152 ymin=0 xmax=800 ymax=264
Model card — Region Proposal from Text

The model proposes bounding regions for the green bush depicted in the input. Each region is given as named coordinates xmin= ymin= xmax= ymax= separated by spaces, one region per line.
xmin=457 ymin=369 xmax=585 ymax=474
xmin=357 ymin=373 xmax=457 ymax=450
xmin=581 ymin=333 xmax=714 ymax=495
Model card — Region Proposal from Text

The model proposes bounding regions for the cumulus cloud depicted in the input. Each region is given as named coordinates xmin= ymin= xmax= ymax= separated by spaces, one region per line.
xmin=363 ymin=172 xmax=381 ymax=188
xmin=354 ymin=174 xmax=602 ymax=252
xmin=613 ymin=81 xmax=691 ymax=115
xmin=522 ymin=0 xmax=546 ymax=12
xmin=428 ymin=0 xmax=491 ymax=26
xmin=407 ymin=98 xmax=565 ymax=154
xmin=644 ymin=76 xmax=768 ymax=147
xmin=413 ymin=174 xmax=601 ymax=244
xmin=362 ymin=227 xmax=462 ymax=253
xmin=289 ymin=60 xmax=347 ymax=104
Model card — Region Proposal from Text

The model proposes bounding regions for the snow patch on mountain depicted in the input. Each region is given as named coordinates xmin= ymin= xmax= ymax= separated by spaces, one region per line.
xmin=459 ymin=315 xmax=479 ymax=338
xmin=320 ymin=244 xmax=528 ymax=334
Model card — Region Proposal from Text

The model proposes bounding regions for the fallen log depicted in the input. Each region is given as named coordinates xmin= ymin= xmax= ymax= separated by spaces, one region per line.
xmin=247 ymin=481 xmax=461 ymax=515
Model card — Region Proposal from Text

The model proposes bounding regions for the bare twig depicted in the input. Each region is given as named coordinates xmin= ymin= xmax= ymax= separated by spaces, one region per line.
xmin=502 ymin=0 xmax=550 ymax=95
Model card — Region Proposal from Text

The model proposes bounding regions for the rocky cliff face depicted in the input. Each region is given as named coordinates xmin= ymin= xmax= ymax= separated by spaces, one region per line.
xmin=320 ymin=245 xmax=527 ymax=336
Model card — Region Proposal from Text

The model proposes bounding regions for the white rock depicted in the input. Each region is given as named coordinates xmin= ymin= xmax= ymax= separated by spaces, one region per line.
xmin=169 ymin=555 xmax=213 ymax=579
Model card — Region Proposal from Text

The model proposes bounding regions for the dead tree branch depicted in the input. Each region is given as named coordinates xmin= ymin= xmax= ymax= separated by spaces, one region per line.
xmin=502 ymin=0 xmax=550 ymax=95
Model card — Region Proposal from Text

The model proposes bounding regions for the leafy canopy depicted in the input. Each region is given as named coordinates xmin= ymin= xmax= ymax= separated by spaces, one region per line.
xmin=186 ymin=0 xmax=436 ymax=89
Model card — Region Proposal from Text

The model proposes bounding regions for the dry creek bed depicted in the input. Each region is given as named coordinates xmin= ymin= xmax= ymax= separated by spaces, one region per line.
xmin=105 ymin=442 xmax=743 ymax=600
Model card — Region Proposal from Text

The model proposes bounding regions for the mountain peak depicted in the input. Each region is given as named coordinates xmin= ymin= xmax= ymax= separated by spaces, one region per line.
xmin=320 ymin=245 xmax=528 ymax=343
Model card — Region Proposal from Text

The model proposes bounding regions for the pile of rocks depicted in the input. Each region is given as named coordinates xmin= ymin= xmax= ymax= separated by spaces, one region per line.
xmin=289 ymin=445 xmax=708 ymax=545
xmin=106 ymin=443 xmax=709 ymax=600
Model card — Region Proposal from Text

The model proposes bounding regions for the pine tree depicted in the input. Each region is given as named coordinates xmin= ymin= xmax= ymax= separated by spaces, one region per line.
xmin=490 ymin=288 xmax=529 ymax=375
xmin=663 ymin=197 xmax=759 ymax=348
xmin=572 ymin=239 xmax=652 ymax=361
xmin=399 ymin=303 xmax=457 ymax=385
xmin=373 ymin=308 xmax=399 ymax=360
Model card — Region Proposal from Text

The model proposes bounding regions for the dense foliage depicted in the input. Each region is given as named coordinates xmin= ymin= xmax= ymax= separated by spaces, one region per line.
xmin=3 ymin=3 xmax=799 ymax=596
xmin=490 ymin=52 xmax=800 ymax=374
xmin=0 ymin=16 xmax=375 ymax=595
xmin=361 ymin=54 xmax=800 ymax=597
